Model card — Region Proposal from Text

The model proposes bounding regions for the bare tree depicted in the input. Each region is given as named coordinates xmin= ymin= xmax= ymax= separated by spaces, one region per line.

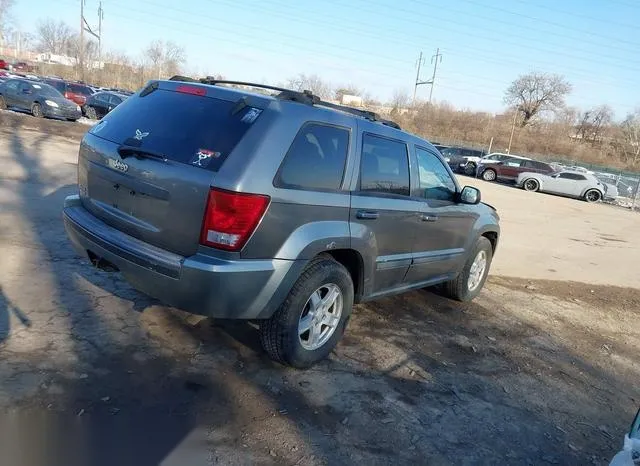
xmin=390 ymin=89 xmax=410 ymax=110
xmin=621 ymin=110 xmax=640 ymax=165
xmin=144 ymin=40 xmax=186 ymax=79
xmin=0 ymin=0 xmax=16 ymax=47
xmin=36 ymin=19 xmax=75 ymax=55
xmin=576 ymin=105 xmax=613 ymax=144
xmin=504 ymin=72 xmax=572 ymax=127
xmin=286 ymin=74 xmax=332 ymax=99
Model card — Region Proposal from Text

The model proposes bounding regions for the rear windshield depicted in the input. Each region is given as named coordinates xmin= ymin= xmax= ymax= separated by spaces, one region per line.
xmin=68 ymin=84 xmax=93 ymax=96
xmin=89 ymin=88 xmax=262 ymax=172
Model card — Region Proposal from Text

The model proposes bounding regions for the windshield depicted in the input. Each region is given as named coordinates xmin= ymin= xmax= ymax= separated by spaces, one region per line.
xmin=31 ymin=83 xmax=63 ymax=98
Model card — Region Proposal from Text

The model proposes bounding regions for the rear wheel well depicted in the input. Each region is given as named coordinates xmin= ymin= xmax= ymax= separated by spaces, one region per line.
xmin=482 ymin=231 xmax=498 ymax=253
xmin=323 ymin=249 xmax=364 ymax=302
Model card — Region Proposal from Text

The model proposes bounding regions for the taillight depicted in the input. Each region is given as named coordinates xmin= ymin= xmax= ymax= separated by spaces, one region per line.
xmin=200 ymin=189 xmax=270 ymax=251
xmin=176 ymin=85 xmax=206 ymax=96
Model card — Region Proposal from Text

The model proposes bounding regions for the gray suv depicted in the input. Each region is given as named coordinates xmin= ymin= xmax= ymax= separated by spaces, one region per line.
xmin=63 ymin=78 xmax=500 ymax=368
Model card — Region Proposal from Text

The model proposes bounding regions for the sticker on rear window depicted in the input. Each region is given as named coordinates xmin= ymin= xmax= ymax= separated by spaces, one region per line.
xmin=241 ymin=108 xmax=262 ymax=124
xmin=190 ymin=149 xmax=221 ymax=168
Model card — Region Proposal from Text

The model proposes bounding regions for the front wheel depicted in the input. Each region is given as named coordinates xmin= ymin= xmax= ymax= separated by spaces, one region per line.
xmin=442 ymin=237 xmax=493 ymax=302
xmin=86 ymin=106 xmax=97 ymax=120
xmin=464 ymin=163 xmax=477 ymax=176
xmin=31 ymin=102 xmax=43 ymax=118
xmin=481 ymin=169 xmax=497 ymax=181
xmin=584 ymin=189 xmax=602 ymax=203
xmin=259 ymin=255 xmax=354 ymax=368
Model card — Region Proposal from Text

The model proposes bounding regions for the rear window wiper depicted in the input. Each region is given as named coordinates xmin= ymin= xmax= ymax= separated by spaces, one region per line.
xmin=117 ymin=145 xmax=168 ymax=162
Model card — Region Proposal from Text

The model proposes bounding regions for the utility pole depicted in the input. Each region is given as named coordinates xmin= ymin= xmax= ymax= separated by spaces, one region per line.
xmin=507 ymin=108 xmax=519 ymax=154
xmin=79 ymin=0 xmax=85 ymax=80
xmin=413 ymin=51 xmax=424 ymax=104
xmin=98 ymin=1 xmax=104 ymax=66
xmin=428 ymin=48 xmax=442 ymax=104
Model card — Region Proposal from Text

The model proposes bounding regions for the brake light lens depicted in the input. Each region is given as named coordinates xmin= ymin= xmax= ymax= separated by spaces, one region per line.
xmin=200 ymin=189 xmax=270 ymax=251
xmin=176 ymin=85 xmax=207 ymax=96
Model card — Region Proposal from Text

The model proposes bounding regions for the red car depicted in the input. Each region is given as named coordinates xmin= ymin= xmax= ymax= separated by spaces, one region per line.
xmin=44 ymin=79 xmax=94 ymax=106
xmin=11 ymin=62 xmax=35 ymax=73
xmin=0 ymin=59 xmax=8 ymax=70
xmin=478 ymin=158 xmax=554 ymax=182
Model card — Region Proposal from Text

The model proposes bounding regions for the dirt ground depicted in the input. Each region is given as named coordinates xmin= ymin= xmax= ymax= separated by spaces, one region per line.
xmin=1 ymin=118 xmax=640 ymax=465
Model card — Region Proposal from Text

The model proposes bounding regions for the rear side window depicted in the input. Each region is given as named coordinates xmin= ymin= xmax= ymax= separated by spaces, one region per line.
xmin=275 ymin=123 xmax=349 ymax=191
xmin=89 ymin=88 xmax=262 ymax=172
xmin=359 ymin=134 xmax=410 ymax=196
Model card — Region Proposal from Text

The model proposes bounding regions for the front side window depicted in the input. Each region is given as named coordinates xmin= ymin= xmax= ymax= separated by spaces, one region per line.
xmin=416 ymin=147 xmax=457 ymax=201
xmin=359 ymin=134 xmax=410 ymax=196
xmin=276 ymin=123 xmax=350 ymax=191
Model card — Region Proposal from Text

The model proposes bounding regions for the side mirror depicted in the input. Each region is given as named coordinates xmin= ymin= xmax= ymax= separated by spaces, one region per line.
xmin=459 ymin=186 xmax=481 ymax=205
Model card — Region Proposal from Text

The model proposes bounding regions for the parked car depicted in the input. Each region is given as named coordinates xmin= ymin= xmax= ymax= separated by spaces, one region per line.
xmin=516 ymin=170 xmax=606 ymax=202
xmin=478 ymin=158 xmax=554 ymax=182
xmin=11 ymin=61 xmax=35 ymax=73
xmin=83 ymin=91 xmax=128 ymax=119
xmin=602 ymin=182 xmax=619 ymax=201
xmin=440 ymin=147 xmax=487 ymax=174
xmin=0 ymin=59 xmax=8 ymax=70
xmin=63 ymin=78 xmax=500 ymax=368
xmin=609 ymin=407 xmax=639 ymax=466
xmin=44 ymin=79 xmax=94 ymax=106
xmin=0 ymin=78 xmax=81 ymax=121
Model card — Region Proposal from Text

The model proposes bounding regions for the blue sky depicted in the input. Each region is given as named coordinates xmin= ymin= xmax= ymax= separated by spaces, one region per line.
xmin=10 ymin=0 xmax=640 ymax=118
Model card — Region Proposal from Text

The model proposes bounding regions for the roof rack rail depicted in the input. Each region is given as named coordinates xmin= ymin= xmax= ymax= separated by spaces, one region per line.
xmin=198 ymin=78 xmax=319 ymax=104
xmin=316 ymin=101 xmax=401 ymax=129
xmin=168 ymin=75 xmax=401 ymax=129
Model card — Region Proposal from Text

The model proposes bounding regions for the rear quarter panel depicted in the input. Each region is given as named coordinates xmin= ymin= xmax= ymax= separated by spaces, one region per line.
xmin=237 ymin=103 xmax=358 ymax=261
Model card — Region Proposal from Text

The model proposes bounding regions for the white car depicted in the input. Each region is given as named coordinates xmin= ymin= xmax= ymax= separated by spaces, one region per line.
xmin=609 ymin=408 xmax=639 ymax=465
xmin=516 ymin=170 xmax=606 ymax=202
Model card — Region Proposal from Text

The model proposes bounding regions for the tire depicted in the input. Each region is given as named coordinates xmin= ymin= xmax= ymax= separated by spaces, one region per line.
xmin=259 ymin=255 xmax=354 ymax=368
xmin=481 ymin=168 xmax=497 ymax=182
xmin=464 ymin=163 xmax=477 ymax=176
xmin=584 ymin=189 xmax=602 ymax=203
xmin=0 ymin=95 xmax=6 ymax=110
xmin=522 ymin=178 xmax=539 ymax=192
xmin=31 ymin=102 xmax=43 ymax=118
xmin=86 ymin=106 xmax=97 ymax=120
xmin=442 ymin=237 xmax=493 ymax=302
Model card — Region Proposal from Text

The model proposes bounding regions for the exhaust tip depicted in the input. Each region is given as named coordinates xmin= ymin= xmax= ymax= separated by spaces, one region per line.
xmin=87 ymin=251 xmax=119 ymax=273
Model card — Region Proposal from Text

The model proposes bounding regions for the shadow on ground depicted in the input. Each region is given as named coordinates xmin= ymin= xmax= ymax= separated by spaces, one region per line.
xmin=0 ymin=124 xmax=637 ymax=465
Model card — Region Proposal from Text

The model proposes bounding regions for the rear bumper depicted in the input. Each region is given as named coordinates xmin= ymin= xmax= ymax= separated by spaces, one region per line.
xmin=63 ymin=195 xmax=304 ymax=319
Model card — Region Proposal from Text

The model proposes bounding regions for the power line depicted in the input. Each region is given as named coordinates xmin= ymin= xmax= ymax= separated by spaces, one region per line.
xmin=508 ymin=0 xmax=639 ymax=31
xmin=415 ymin=0 xmax=640 ymax=49
xmin=342 ymin=0 xmax=640 ymax=70
xmin=60 ymin=0 xmax=640 ymax=111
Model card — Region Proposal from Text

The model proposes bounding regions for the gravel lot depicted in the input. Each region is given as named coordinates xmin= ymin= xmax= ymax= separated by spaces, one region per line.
xmin=1 ymin=117 xmax=639 ymax=465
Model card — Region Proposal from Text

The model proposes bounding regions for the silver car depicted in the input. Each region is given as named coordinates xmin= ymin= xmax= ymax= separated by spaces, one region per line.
xmin=516 ymin=170 xmax=605 ymax=202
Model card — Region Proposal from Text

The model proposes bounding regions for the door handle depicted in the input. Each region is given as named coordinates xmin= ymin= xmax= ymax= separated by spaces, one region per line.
xmin=356 ymin=210 xmax=379 ymax=220
xmin=420 ymin=214 xmax=438 ymax=222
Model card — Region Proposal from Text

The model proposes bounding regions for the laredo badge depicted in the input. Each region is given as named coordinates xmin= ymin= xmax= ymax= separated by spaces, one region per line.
xmin=190 ymin=149 xmax=221 ymax=168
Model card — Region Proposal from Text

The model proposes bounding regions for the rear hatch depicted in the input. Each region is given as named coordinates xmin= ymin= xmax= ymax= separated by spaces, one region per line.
xmin=78 ymin=80 xmax=266 ymax=257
